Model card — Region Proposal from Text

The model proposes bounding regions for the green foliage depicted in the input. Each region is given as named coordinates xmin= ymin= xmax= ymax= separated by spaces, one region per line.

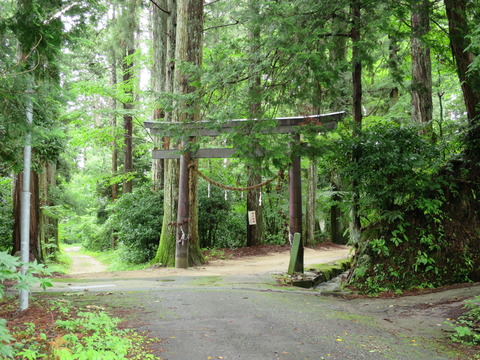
xmin=53 ymin=310 xmax=161 ymax=359
xmin=325 ymin=122 xmax=471 ymax=293
xmin=340 ymin=122 xmax=445 ymax=223
xmin=449 ymin=296 xmax=480 ymax=345
xmin=262 ymin=185 xmax=289 ymax=245
xmin=4 ymin=298 xmax=161 ymax=360
xmin=60 ymin=215 xmax=100 ymax=245
xmin=198 ymin=183 xmax=245 ymax=249
xmin=0 ymin=177 xmax=13 ymax=253
xmin=0 ymin=251 xmax=52 ymax=358
xmin=88 ymin=185 xmax=163 ymax=264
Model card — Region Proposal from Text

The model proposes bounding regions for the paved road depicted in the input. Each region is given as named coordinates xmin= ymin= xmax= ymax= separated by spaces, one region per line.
xmin=40 ymin=275 xmax=479 ymax=360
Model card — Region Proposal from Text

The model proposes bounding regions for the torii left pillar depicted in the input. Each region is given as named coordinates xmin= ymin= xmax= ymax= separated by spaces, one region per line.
xmin=289 ymin=134 xmax=304 ymax=273
xmin=176 ymin=141 xmax=190 ymax=268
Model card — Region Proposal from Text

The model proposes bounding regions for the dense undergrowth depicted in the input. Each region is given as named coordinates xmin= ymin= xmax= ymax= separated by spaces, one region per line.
xmin=326 ymin=122 xmax=480 ymax=294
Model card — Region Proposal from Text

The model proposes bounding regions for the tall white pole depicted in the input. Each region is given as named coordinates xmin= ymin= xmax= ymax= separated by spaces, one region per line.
xmin=19 ymin=90 xmax=33 ymax=311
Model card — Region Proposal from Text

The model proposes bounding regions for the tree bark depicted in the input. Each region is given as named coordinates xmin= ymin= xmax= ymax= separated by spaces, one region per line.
xmin=305 ymin=160 xmax=318 ymax=247
xmin=411 ymin=0 xmax=433 ymax=131
xmin=122 ymin=48 xmax=134 ymax=194
xmin=173 ymin=0 xmax=204 ymax=268
xmin=444 ymin=0 xmax=480 ymax=123
xmin=121 ymin=1 xmax=138 ymax=194
xmin=39 ymin=162 xmax=58 ymax=260
xmin=13 ymin=171 xmax=41 ymax=262
xmin=108 ymin=5 xmax=119 ymax=202
xmin=154 ymin=0 xmax=178 ymax=266
xmin=330 ymin=173 xmax=348 ymax=245
xmin=245 ymin=0 xmax=264 ymax=247
xmin=246 ymin=170 xmax=264 ymax=246
xmin=151 ymin=0 xmax=168 ymax=191
xmin=388 ymin=34 xmax=400 ymax=107
xmin=350 ymin=0 xmax=363 ymax=246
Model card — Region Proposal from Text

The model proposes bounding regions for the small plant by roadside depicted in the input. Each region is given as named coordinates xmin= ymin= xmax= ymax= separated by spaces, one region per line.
xmin=1 ymin=296 xmax=162 ymax=359
xmin=0 ymin=251 xmax=52 ymax=358
xmin=449 ymin=295 xmax=480 ymax=345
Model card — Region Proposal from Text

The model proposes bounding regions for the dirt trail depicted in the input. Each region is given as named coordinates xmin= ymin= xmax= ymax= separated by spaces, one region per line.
xmin=64 ymin=245 xmax=351 ymax=279
xmin=64 ymin=246 xmax=108 ymax=274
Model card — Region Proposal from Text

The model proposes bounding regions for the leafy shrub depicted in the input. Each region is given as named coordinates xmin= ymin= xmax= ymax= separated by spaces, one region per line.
xmin=60 ymin=215 xmax=100 ymax=245
xmin=198 ymin=184 xmax=245 ymax=248
xmin=89 ymin=185 xmax=163 ymax=264
xmin=327 ymin=122 xmax=468 ymax=293
xmin=262 ymin=187 xmax=289 ymax=245
xmin=0 ymin=177 xmax=13 ymax=253
xmin=0 ymin=251 xmax=52 ymax=358
xmin=450 ymin=296 xmax=480 ymax=345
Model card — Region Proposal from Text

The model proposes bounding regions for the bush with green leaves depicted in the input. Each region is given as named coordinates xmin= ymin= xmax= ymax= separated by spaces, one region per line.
xmin=0 ymin=251 xmax=52 ymax=358
xmin=198 ymin=183 xmax=245 ymax=249
xmin=60 ymin=214 xmax=101 ymax=245
xmin=450 ymin=296 xmax=480 ymax=345
xmin=88 ymin=185 xmax=163 ymax=264
xmin=0 ymin=177 xmax=13 ymax=253
xmin=325 ymin=121 xmax=473 ymax=293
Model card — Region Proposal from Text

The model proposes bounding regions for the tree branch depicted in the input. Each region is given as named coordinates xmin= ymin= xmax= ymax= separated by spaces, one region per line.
xmin=318 ymin=32 xmax=351 ymax=38
xmin=205 ymin=0 xmax=222 ymax=6
xmin=149 ymin=0 xmax=170 ymax=15
xmin=204 ymin=20 xmax=240 ymax=32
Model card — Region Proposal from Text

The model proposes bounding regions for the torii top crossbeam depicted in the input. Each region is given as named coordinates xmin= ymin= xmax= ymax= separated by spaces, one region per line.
xmin=144 ymin=112 xmax=345 ymax=136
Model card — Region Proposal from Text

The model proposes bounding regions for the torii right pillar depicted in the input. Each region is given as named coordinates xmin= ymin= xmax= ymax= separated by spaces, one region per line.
xmin=289 ymin=134 xmax=303 ymax=273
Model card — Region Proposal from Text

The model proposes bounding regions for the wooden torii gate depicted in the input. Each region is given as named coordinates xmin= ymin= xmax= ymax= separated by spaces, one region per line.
xmin=145 ymin=111 xmax=345 ymax=270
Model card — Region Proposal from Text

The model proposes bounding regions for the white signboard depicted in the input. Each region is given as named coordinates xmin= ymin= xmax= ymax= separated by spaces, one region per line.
xmin=248 ymin=211 xmax=257 ymax=225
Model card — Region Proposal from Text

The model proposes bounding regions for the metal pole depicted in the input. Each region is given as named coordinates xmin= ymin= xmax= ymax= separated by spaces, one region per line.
xmin=20 ymin=91 xmax=33 ymax=311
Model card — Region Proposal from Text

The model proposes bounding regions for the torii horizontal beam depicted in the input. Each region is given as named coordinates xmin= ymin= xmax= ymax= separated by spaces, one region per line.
xmin=144 ymin=112 xmax=345 ymax=137
xmin=152 ymin=148 xmax=264 ymax=159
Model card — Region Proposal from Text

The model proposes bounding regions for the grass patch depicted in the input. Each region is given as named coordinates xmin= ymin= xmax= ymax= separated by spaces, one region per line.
xmin=308 ymin=258 xmax=351 ymax=273
xmin=45 ymin=251 xmax=72 ymax=275
xmin=96 ymin=250 xmax=150 ymax=272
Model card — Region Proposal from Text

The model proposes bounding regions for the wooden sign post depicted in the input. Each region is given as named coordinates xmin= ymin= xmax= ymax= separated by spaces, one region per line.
xmin=145 ymin=112 xmax=345 ymax=271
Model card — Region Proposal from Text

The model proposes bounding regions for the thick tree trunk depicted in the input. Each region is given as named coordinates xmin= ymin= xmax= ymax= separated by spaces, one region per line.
xmin=329 ymin=14 xmax=348 ymax=111
xmin=121 ymin=1 xmax=138 ymax=194
xmin=122 ymin=47 xmax=134 ymax=194
xmin=350 ymin=0 xmax=363 ymax=246
xmin=173 ymin=0 xmax=204 ymax=268
xmin=154 ymin=157 xmax=179 ymax=266
xmin=109 ymin=23 xmax=119 ymax=202
xmin=176 ymin=143 xmax=190 ymax=268
xmin=110 ymin=52 xmax=119 ymax=248
xmin=151 ymin=0 xmax=168 ymax=191
xmin=330 ymin=173 xmax=348 ymax=245
xmin=305 ymin=160 xmax=318 ymax=247
xmin=388 ymin=35 xmax=400 ymax=107
xmin=13 ymin=171 xmax=41 ymax=262
xmin=444 ymin=0 xmax=480 ymax=123
xmin=411 ymin=0 xmax=433 ymax=130
xmin=246 ymin=170 xmax=264 ymax=246
xmin=39 ymin=162 xmax=58 ymax=260
xmin=246 ymin=0 xmax=264 ymax=247
xmin=154 ymin=0 xmax=178 ymax=266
